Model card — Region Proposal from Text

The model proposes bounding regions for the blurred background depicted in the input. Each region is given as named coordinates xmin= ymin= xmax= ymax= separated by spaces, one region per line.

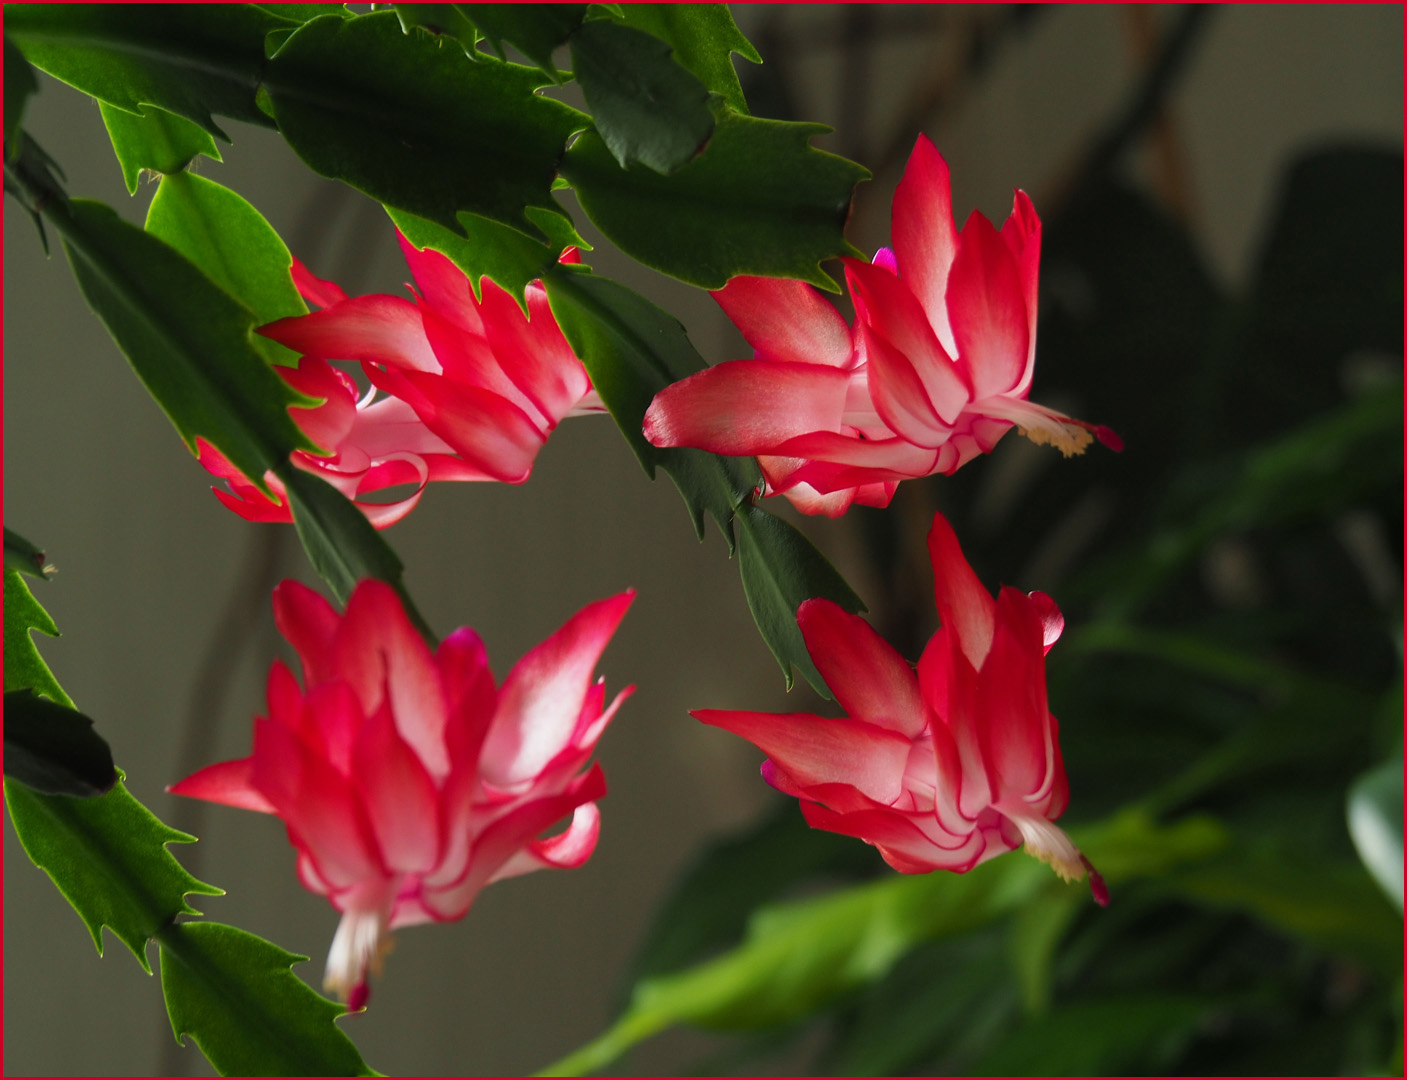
xmin=4 ymin=4 xmax=1401 ymax=1075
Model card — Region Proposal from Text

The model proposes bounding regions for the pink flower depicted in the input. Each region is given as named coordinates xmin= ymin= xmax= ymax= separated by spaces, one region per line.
xmin=199 ymin=238 xmax=605 ymax=528
xmin=643 ymin=135 xmax=1119 ymax=517
xmin=693 ymin=512 xmax=1106 ymax=901
xmin=169 ymin=579 xmax=634 ymax=1006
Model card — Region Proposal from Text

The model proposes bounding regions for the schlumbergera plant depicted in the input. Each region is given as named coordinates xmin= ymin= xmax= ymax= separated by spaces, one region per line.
xmin=8 ymin=5 xmax=1399 ymax=1079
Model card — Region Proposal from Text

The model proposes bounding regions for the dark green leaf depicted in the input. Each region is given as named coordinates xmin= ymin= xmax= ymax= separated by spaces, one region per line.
xmin=3 ymin=527 xmax=51 ymax=579
xmin=393 ymin=3 xmax=481 ymax=55
xmin=1347 ymin=755 xmax=1403 ymax=911
xmin=568 ymin=19 xmax=713 ymax=174
xmin=252 ymin=3 xmax=349 ymax=23
xmin=145 ymin=171 xmax=308 ymax=367
xmin=542 ymin=268 xmax=760 ymax=547
xmin=1007 ymin=887 xmax=1083 ymax=1014
xmin=735 ymin=503 xmax=865 ymax=693
xmin=387 ymin=204 xmax=582 ymax=307
xmin=542 ymin=812 xmax=1227 ymax=1075
xmin=614 ymin=4 xmax=760 ymax=114
xmin=4 ymin=35 xmax=38 ymax=155
xmin=4 ymin=778 xmax=222 ymax=969
xmin=3 ymin=689 xmax=116 ymax=797
xmin=53 ymin=197 xmax=317 ymax=492
xmin=159 ymin=921 xmax=374 ymax=1077
xmin=4 ymin=4 xmax=284 ymax=139
xmin=560 ymin=104 xmax=868 ymax=289
xmin=460 ymin=3 xmax=586 ymax=76
xmin=98 ymin=100 xmax=221 ymax=194
xmin=265 ymin=11 xmax=586 ymax=242
xmin=3 ymin=566 xmax=70 ymax=706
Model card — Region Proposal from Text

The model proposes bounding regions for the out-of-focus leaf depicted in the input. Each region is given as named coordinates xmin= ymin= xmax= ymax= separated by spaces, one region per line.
xmin=1008 ymin=886 xmax=1083 ymax=1014
xmin=4 ymin=35 xmax=38 ymax=156
xmin=973 ymin=993 xmax=1219 ymax=1076
xmin=615 ymin=4 xmax=760 ymax=115
xmin=4 ymin=4 xmax=283 ymax=139
xmin=4 ymin=778 xmax=222 ymax=969
xmin=159 ymin=921 xmax=373 ymax=1077
xmin=145 ymin=172 xmax=307 ymax=366
xmin=3 ymin=690 xmax=116 ymax=798
xmin=3 ymin=527 xmax=51 ymax=579
xmin=51 ymin=197 xmax=318 ymax=492
xmin=387 ymin=204 xmax=586 ymax=308
xmin=619 ymin=800 xmax=877 ymax=998
xmin=3 ymin=567 xmax=70 ymax=706
xmin=1165 ymin=844 xmax=1401 ymax=974
xmin=560 ymin=104 xmax=867 ymax=290
xmin=568 ymin=19 xmax=713 ymax=174
xmin=541 ymin=268 xmax=760 ymax=547
xmin=541 ymin=811 xmax=1226 ymax=1075
xmin=1347 ymin=756 xmax=1403 ymax=911
xmin=265 ymin=11 xmax=585 ymax=242
xmin=98 ymin=101 xmax=220 ymax=194
xmin=736 ymin=503 xmax=865 ymax=693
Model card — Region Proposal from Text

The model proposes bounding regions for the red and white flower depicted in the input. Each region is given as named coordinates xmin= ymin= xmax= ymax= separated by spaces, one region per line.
xmin=643 ymin=135 xmax=1118 ymax=517
xmin=694 ymin=512 xmax=1106 ymax=900
xmin=170 ymin=579 xmax=634 ymax=1007
xmin=199 ymin=237 xmax=605 ymax=528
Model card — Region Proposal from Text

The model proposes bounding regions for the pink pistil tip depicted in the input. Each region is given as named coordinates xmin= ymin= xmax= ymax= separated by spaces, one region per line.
xmin=1094 ymin=425 xmax=1124 ymax=453
xmin=1083 ymin=859 xmax=1110 ymax=907
xmin=347 ymin=980 xmax=370 ymax=1013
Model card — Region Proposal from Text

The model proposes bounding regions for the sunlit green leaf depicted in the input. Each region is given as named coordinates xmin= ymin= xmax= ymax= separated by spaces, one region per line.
xmin=393 ymin=3 xmax=482 ymax=55
xmin=252 ymin=3 xmax=349 ymax=23
xmin=560 ymin=104 xmax=868 ymax=289
xmin=4 ymin=35 xmax=38 ymax=155
xmin=265 ymin=11 xmax=586 ymax=241
xmin=542 ymin=812 xmax=1226 ymax=1075
xmin=160 ymin=921 xmax=374 ymax=1077
xmin=145 ymin=171 xmax=308 ymax=366
xmin=4 ymin=778 xmax=222 ymax=969
xmin=1007 ymin=886 xmax=1083 ymax=1015
xmin=4 ymin=4 xmax=283 ymax=139
xmin=3 ymin=690 xmax=115 ymax=798
xmin=53 ymin=197 xmax=318 ymax=492
xmin=99 ymin=100 xmax=220 ymax=194
xmin=615 ymin=4 xmax=760 ymax=115
xmin=1347 ymin=756 xmax=1403 ymax=911
xmin=3 ymin=566 xmax=70 ymax=706
xmin=459 ymin=3 xmax=586 ymax=76
xmin=736 ymin=503 xmax=865 ymax=693
xmin=568 ymin=18 xmax=713 ymax=174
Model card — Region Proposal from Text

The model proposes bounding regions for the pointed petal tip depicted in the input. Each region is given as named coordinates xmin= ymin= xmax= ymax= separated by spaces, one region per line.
xmin=1095 ymin=425 xmax=1124 ymax=452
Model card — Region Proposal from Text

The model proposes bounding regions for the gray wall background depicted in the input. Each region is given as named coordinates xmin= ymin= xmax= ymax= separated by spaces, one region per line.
xmin=4 ymin=5 xmax=1400 ymax=1075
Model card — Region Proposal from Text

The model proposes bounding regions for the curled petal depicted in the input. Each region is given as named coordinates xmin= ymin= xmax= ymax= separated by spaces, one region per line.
xmin=800 ymin=801 xmax=985 ymax=872
xmin=488 ymin=800 xmax=601 ymax=883
xmin=291 ymin=257 xmax=349 ymax=310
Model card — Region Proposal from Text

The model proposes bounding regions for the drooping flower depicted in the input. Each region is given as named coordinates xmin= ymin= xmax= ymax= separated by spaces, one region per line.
xmin=643 ymin=135 xmax=1119 ymax=517
xmin=169 ymin=579 xmax=634 ymax=1006
xmin=199 ymin=237 xmax=605 ymax=528
xmin=693 ymin=511 xmax=1106 ymax=901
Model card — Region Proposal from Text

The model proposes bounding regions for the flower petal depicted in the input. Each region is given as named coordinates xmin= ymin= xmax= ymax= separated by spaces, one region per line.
xmin=272 ymin=580 xmax=341 ymax=688
xmin=946 ymin=209 xmax=1028 ymax=400
xmin=693 ymin=709 xmax=913 ymax=806
xmin=481 ymin=591 xmax=634 ymax=787
xmin=797 ymin=598 xmax=927 ymax=738
xmin=167 ymin=757 xmax=276 ymax=813
xmin=1000 ymin=189 xmax=1041 ymax=395
xmin=892 ymin=135 xmax=960 ymax=357
xmin=643 ymin=360 xmax=851 ymax=455
xmin=711 ymin=275 xmax=854 ymax=368
xmin=926 ymin=512 xmax=996 ymax=668
xmin=260 ymin=295 xmax=440 ymax=373
xmin=800 ymin=801 xmax=984 ymax=872
xmin=291 ymin=257 xmax=348 ymax=310
xmin=488 ymin=800 xmax=601 ymax=883
xmin=353 ymin=697 xmax=443 ymax=875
